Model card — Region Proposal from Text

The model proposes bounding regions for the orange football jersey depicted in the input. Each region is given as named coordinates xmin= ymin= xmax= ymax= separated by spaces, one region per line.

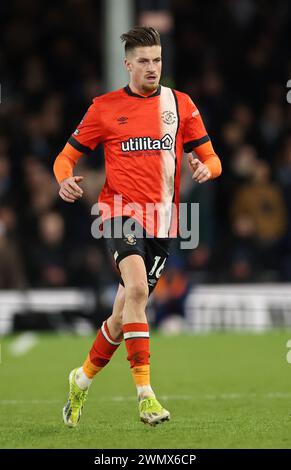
xmin=60 ymin=85 xmax=220 ymax=236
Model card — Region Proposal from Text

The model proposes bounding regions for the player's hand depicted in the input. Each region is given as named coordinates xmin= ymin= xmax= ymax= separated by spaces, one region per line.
xmin=187 ymin=155 xmax=212 ymax=183
xmin=59 ymin=176 xmax=84 ymax=203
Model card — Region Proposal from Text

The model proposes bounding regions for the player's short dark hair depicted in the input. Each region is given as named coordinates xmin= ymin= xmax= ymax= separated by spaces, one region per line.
xmin=120 ymin=26 xmax=161 ymax=53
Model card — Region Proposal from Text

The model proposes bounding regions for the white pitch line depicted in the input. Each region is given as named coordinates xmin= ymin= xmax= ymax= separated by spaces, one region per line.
xmin=1 ymin=393 xmax=291 ymax=405
xmin=107 ymin=395 xmax=193 ymax=402
xmin=9 ymin=332 xmax=39 ymax=357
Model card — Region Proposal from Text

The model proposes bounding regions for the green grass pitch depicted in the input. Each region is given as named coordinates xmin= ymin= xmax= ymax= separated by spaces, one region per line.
xmin=0 ymin=330 xmax=291 ymax=449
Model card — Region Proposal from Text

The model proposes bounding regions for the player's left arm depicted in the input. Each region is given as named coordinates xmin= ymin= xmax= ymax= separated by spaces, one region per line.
xmin=188 ymin=140 xmax=222 ymax=184
xmin=183 ymin=95 xmax=222 ymax=184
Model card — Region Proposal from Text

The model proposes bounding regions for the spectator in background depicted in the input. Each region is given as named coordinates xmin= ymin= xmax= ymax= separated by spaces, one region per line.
xmin=0 ymin=156 xmax=13 ymax=201
xmin=230 ymin=158 xmax=287 ymax=278
xmin=23 ymin=157 xmax=58 ymax=216
xmin=276 ymin=134 xmax=291 ymax=280
xmin=231 ymin=159 xmax=287 ymax=243
xmin=27 ymin=211 xmax=68 ymax=287
xmin=210 ymin=213 xmax=259 ymax=283
xmin=0 ymin=206 xmax=26 ymax=288
xmin=277 ymin=134 xmax=291 ymax=212
xmin=151 ymin=257 xmax=190 ymax=329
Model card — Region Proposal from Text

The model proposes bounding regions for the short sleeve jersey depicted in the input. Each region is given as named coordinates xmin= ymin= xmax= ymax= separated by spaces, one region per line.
xmin=68 ymin=85 xmax=210 ymax=237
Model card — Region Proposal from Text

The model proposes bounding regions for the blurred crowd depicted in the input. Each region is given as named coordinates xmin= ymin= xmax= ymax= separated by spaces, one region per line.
xmin=1 ymin=0 xmax=291 ymax=325
xmin=174 ymin=0 xmax=291 ymax=287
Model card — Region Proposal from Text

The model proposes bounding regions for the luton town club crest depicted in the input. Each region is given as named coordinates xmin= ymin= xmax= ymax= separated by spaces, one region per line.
xmin=162 ymin=110 xmax=176 ymax=125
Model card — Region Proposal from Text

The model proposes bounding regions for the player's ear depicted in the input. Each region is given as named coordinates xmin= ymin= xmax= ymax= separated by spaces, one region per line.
xmin=124 ymin=58 xmax=132 ymax=72
xmin=124 ymin=58 xmax=131 ymax=72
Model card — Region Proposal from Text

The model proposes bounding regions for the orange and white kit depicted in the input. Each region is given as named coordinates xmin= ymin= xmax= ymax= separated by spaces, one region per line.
xmin=54 ymin=85 xmax=222 ymax=237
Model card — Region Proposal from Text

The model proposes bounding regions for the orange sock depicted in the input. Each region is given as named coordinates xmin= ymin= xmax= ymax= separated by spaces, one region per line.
xmin=123 ymin=322 xmax=151 ymax=390
xmin=82 ymin=321 xmax=122 ymax=379
xmin=131 ymin=364 xmax=150 ymax=386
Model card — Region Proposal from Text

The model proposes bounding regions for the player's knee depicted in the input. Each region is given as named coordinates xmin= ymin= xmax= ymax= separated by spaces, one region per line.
xmin=125 ymin=280 xmax=149 ymax=304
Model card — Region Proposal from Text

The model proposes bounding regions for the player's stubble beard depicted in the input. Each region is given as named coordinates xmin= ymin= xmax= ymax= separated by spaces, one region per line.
xmin=140 ymin=77 xmax=159 ymax=94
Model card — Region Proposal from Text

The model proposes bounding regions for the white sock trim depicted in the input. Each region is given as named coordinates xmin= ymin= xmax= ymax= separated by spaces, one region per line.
xmin=124 ymin=331 xmax=149 ymax=340
xmin=101 ymin=322 xmax=122 ymax=346
xmin=137 ymin=385 xmax=155 ymax=400
xmin=75 ymin=367 xmax=92 ymax=390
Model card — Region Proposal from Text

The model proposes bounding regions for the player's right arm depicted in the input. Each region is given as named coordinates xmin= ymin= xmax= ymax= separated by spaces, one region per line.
xmin=53 ymin=143 xmax=84 ymax=203
xmin=53 ymin=98 xmax=104 ymax=203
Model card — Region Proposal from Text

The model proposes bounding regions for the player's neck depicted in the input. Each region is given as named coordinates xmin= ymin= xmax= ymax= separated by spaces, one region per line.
xmin=128 ymin=83 xmax=159 ymax=97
